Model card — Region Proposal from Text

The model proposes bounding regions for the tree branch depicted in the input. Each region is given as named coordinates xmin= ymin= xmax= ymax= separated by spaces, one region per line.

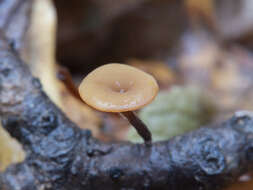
xmin=0 ymin=0 xmax=253 ymax=189
xmin=0 ymin=0 xmax=32 ymax=52
xmin=0 ymin=32 xmax=253 ymax=190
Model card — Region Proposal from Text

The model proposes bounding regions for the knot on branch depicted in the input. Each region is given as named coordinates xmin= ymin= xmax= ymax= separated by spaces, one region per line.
xmin=197 ymin=139 xmax=225 ymax=175
xmin=229 ymin=110 xmax=253 ymax=134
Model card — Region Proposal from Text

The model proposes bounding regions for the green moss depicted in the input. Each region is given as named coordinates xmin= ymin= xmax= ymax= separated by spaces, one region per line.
xmin=127 ymin=86 xmax=216 ymax=142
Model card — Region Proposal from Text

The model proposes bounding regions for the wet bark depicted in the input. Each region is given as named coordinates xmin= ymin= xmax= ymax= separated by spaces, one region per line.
xmin=0 ymin=31 xmax=253 ymax=189
xmin=0 ymin=0 xmax=32 ymax=53
xmin=1 ymin=0 xmax=253 ymax=189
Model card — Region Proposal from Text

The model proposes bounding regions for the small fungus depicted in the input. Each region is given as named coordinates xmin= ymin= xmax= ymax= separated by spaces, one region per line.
xmin=79 ymin=63 xmax=159 ymax=144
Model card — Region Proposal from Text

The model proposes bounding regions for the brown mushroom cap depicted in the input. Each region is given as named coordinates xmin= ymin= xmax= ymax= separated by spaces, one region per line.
xmin=79 ymin=63 xmax=159 ymax=112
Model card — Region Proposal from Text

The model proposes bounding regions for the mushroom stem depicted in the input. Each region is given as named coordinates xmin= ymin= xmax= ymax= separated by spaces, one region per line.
xmin=121 ymin=111 xmax=152 ymax=144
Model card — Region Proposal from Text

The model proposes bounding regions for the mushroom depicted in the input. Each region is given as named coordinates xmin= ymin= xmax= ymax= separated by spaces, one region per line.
xmin=78 ymin=63 xmax=159 ymax=144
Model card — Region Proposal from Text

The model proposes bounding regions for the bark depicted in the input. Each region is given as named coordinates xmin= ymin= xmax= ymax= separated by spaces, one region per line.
xmin=0 ymin=0 xmax=253 ymax=189
xmin=0 ymin=0 xmax=32 ymax=53
xmin=0 ymin=32 xmax=253 ymax=190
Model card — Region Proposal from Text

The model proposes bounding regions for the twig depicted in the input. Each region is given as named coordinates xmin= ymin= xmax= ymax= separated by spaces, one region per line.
xmin=0 ymin=33 xmax=253 ymax=190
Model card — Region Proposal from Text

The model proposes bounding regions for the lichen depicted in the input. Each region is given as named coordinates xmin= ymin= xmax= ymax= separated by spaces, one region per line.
xmin=127 ymin=86 xmax=216 ymax=142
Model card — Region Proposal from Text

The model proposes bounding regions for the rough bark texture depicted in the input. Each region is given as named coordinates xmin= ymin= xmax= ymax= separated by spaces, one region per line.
xmin=1 ymin=0 xmax=253 ymax=189
xmin=0 ymin=0 xmax=32 ymax=53
xmin=0 ymin=31 xmax=253 ymax=189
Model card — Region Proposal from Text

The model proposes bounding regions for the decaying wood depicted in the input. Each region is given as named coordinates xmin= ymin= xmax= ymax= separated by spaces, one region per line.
xmin=1 ymin=31 xmax=253 ymax=189
xmin=0 ymin=0 xmax=33 ymax=171
xmin=1 ymin=0 xmax=253 ymax=189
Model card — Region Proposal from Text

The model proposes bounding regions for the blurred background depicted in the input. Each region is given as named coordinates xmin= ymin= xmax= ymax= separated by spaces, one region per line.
xmin=52 ymin=0 xmax=253 ymax=141
xmin=54 ymin=0 xmax=253 ymax=74
xmin=2 ymin=0 xmax=253 ymax=189
xmin=49 ymin=2 xmax=253 ymax=188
